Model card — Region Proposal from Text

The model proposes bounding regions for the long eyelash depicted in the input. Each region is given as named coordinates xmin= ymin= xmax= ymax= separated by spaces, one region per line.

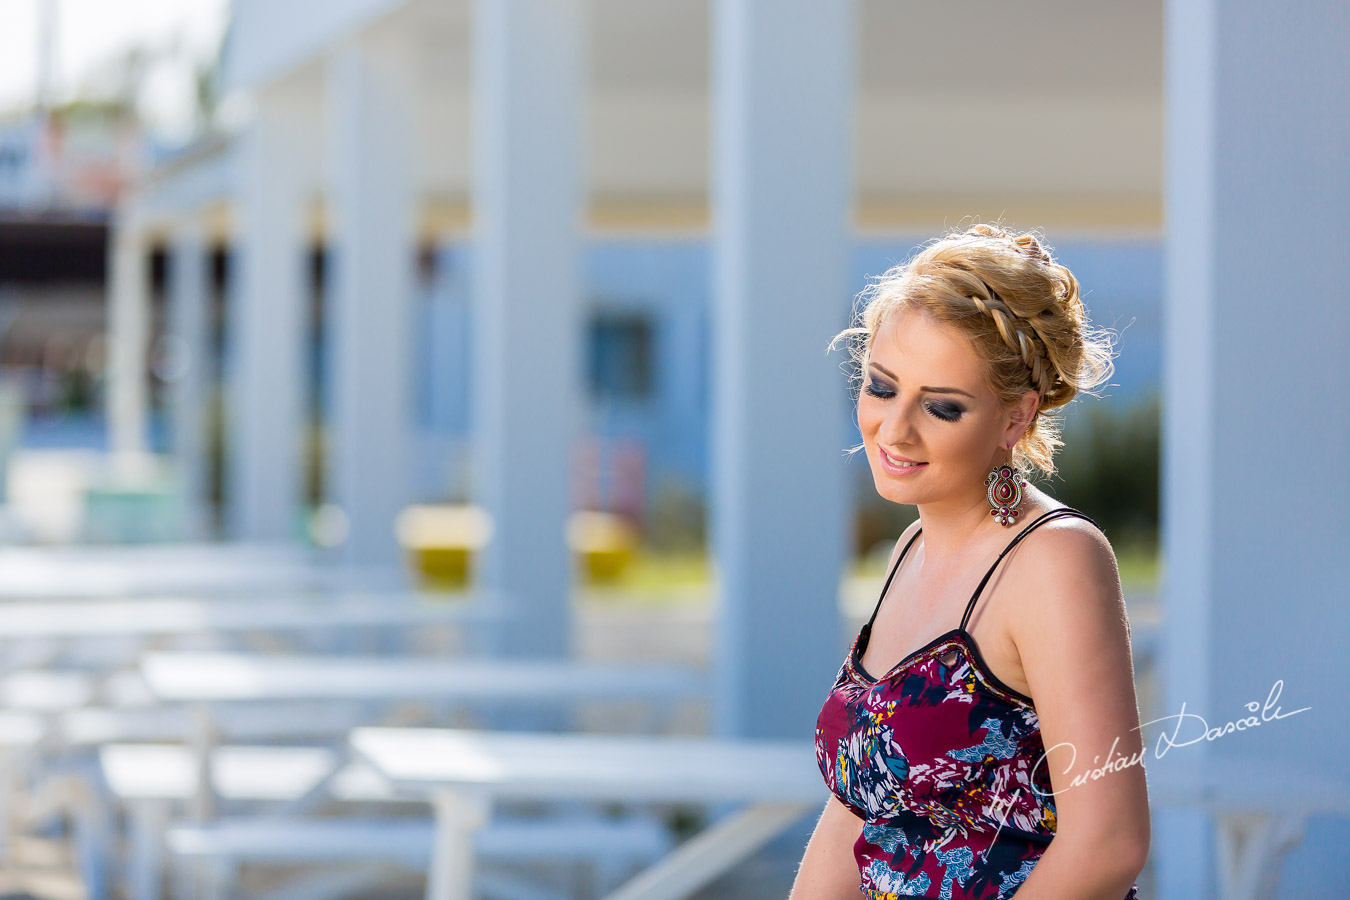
xmin=925 ymin=403 xmax=963 ymax=422
xmin=862 ymin=382 xmax=964 ymax=422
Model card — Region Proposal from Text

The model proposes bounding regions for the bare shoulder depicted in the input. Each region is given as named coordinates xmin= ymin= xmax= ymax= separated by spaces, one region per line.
xmin=1019 ymin=510 xmax=1119 ymax=582
xmin=1007 ymin=510 xmax=1128 ymax=644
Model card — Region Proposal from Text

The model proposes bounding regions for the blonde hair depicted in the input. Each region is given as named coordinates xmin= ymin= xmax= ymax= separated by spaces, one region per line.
xmin=830 ymin=223 xmax=1117 ymax=479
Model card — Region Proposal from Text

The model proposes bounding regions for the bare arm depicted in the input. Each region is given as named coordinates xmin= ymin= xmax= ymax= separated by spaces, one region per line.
xmin=788 ymin=796 xmax=864 ymax=900
xmin=1001 ymin=522 xmax=1151 ymax=898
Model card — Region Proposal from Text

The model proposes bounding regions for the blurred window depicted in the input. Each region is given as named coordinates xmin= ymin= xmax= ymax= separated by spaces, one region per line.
xmin=588 ymin=311 xmax=653 ymax=402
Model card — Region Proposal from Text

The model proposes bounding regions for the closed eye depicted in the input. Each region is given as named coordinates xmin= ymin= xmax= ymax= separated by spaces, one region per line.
xmin=863 ymin=381 xmax=965 ymax=423
xmin=925 ymin=401 xmax=963 ymax=422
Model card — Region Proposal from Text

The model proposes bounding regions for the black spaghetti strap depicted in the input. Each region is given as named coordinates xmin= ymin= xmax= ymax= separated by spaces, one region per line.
xmin=958 ymin=507 xmax=1103 ymax=632
xmin=864 ymin=526 xmax=925 ymax=631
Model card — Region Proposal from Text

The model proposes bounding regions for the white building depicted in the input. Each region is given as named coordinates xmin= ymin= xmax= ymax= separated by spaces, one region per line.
xmin=106 ymin=2 xmax=1350 ymax=896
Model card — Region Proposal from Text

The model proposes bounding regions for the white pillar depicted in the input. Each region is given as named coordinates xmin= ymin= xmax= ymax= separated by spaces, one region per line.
xmin=226 ymin=83 xmax=312 ymax=543
xmin=471 ymin=0 xmax=585 ymax=658
xmin=166 ymin=217 xmax=211 ymax=531
xmin=107 ymin=207 xmax=149 ymax=459
xmin=323 ymin=34 xmax=417 ymax=567
xmin=710 ymin=0 xmax=854 ymax=738
xmin=1160 ymin=2 xmax=1350 ymax=897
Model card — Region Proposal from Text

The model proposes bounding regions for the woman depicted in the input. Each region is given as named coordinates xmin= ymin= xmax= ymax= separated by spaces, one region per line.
xmin=792 ymin=224 xmax=1150 ymax=899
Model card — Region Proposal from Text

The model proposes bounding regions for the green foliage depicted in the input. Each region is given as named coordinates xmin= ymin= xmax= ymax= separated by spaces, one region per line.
xmin=1038 ymin=388 xmax=1160 ymax=548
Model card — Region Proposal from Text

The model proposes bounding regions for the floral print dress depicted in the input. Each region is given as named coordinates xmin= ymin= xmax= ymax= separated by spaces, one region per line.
xmin=815 ymin=508 xmax=1141 ymax=899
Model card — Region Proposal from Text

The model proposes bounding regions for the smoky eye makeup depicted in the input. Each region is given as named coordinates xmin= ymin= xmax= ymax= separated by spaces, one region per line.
xmin=862 ymin=380 xmax=895 ymax=399
xmin=861 ymin=378 xmax=966 ymax=422
xmin=925 ymin=401 xmax=964 ymax=422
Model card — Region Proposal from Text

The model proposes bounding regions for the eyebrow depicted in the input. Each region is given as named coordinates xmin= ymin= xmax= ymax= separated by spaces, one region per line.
xmin=867 ymin=363 xmax=976 ymax=399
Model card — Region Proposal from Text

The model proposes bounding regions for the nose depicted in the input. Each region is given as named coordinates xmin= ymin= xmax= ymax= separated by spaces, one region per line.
xmin=878 ymin=400 xmax=921 ymax=448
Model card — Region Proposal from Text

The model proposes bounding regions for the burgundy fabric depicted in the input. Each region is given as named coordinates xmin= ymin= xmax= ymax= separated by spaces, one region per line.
xmin=815 ymin=508 xmax=1141 ymax=899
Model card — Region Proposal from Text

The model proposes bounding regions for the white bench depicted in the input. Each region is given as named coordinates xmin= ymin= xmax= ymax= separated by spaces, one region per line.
xmin=350 ymin=727 xmax=826 ymax=900
xmin=164 ymin=814 xmax=673 ymax=900
xmin=98 ymin=743 xmax=671 ymax=900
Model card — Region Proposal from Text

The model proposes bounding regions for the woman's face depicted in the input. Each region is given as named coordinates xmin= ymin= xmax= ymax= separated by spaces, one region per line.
xmin=858 ymin=306 xmax=1028 ymax=509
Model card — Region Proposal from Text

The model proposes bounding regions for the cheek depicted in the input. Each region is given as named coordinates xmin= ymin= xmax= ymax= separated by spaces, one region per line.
xmin=857 ymin=398 xmax=884 ymax=435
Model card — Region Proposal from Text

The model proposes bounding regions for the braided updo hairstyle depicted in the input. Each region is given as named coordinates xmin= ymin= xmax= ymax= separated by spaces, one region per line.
xmin=831 ymin=223 xmax=1117 ymax=479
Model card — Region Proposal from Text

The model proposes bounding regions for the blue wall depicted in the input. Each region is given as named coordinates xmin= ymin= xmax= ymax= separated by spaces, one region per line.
xmin=415 ymin=236 xmax=1163 ymax=510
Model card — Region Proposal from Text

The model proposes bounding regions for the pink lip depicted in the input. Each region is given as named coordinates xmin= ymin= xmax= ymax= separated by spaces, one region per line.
xmin=879 ymin=449 xmax=927 ymax=476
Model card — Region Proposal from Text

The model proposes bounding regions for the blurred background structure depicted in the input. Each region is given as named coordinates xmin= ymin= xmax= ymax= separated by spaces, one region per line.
xmin=0 ymin=0 xmax=1346 ymax=899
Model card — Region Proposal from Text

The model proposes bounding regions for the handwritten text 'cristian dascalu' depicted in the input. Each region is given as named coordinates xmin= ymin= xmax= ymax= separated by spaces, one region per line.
xmin=982 ymin=678 xmax=1308 ymax=845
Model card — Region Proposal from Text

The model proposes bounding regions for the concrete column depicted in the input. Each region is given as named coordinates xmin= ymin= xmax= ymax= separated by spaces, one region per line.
xmin=166 ymin=217 xmax=211 ymax=531
xmin=710 ymin=0 xmax=855 ymax=738
xmin=470 ymin=0 xmax=585 ymax=658
xmin=1159 ymin=1 xmax=1350 ymax=896
xmin=107 ymin=206 xmax=149 ymax=459
xmin=323 ymin=34 xmax=417 ymax=567
xmin=225 ymin=83 xmax=312 ymax=543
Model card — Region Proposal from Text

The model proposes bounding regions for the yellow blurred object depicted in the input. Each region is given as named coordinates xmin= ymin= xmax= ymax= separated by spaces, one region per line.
xmin=567 ymin=511 xmax=638 ymax=583
xmin=395 ymin=504 xmax=493 ymax=588
xmin=396 ymin=505 xmax=639 ymax=587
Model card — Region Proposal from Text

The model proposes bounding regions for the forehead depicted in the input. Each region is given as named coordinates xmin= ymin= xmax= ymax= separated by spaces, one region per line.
xmin=869 ymin=307 xmax=985 ymax=385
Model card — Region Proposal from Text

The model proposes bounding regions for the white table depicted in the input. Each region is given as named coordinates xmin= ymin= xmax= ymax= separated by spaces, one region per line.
xmin=98 ymin=742 xmax=410 ymax=900
xmin=101 ymin=744 xmax=372 ymax=803
xmin=0 ymin=598 xmax=508 ymax=763
xmin=138 ymin=651 xmax=708 ymax=815
xmin=139 ymin=652 xmax=705 ymax=704
xmin=350 ymin=727 xmax=825 ymax=900
xmin=59 ymin=702 xmax=372 ymax=746
xmin=0 ymin=591 xmax=503 ymax=640
xmin=0 ymin=542 xmax=355 ymax=599
xmin=1145 ymin=756 xmax=1350 ymax=900
xmin=0 ymin=711 xmax=44 ymax=748
xmin=0 ymin=591 xmax=505 ymax=673
xmin=0 ymin=669 xmax=95 ymax=711
xmin=2 ymin=595 xmax=499 ymax=898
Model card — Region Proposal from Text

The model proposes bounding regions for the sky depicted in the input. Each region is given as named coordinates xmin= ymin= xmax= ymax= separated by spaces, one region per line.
xmin=0 ymin=0 xmax=230 ymax=139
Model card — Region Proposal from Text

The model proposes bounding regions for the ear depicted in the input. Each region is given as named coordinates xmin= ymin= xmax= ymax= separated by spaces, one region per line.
xmin=1002 ymin=389 xmax=1040 ymax=446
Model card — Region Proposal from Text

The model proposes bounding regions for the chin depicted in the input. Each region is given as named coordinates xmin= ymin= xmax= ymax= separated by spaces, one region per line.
xmin=873 ymin=476 xmax=916 ymax=505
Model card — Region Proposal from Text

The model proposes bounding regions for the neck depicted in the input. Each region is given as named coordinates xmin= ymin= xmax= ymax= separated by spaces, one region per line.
xmin=913 ymin=481 xmax=1049 ymax=572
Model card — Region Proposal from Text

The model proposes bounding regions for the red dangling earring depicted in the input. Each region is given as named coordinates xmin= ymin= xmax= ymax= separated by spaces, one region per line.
xmin=986 ymin=449 xmax=1025 ymax=526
